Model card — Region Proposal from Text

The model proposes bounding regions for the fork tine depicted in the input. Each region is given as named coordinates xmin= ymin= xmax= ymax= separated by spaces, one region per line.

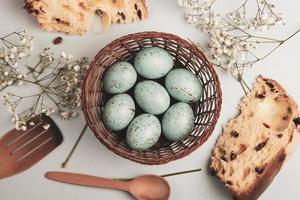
xmin=16 ymin=136 xmax=61 ymax=170
xmin=0 ymin=114 xmax=63 ymax=180
xmin=0 ymin=129 xmax=24 ymax=147
xmin=6 ymin=123 xmax=45 ymax=152
xmin=12 ymin=129 xmax=54 ymax=160
xmin=0 ymin=118 xmax=42 ymax=147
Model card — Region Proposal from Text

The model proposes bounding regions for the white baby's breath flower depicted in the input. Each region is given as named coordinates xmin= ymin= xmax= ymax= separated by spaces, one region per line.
xmin=73 ymin=65 xmax=80 ymax=71
xmin=76 ymin=102 xmax=81 ymax=108
xmin=73 ymin=78 xmax=79 ymax=84
xmin=12 ymin=116 xmax=16 ymax=124
xmin=4 ymin=71 xmax=9 ymax=76
xmin=8 ymin=105 xmax=15 ymax=113
xmin=71 ymin=112 xmax=79 ymax=118
xmin=18 ymin=52 xmax=27 ymax=58
xmin=67 ymin=55 xmax=73 ymax=60
xmin=61 ymin=111 xmax=71 ymax=120
xmin=20 ymin=37 xmax=28 ymax=44
xmin=12 ymin=62 xmax=18 ymax=68
xmin=65 ymin=87 xmax=71 ymax=92
xmin=2 ymin=94 xmax=9 ymax=100
xmin=1 ymin=82 xmax=7 ymax=87
xmin=49 ymin=108 xmax=56 ymax=114
xmin=46 ymin=108 xmax=56 ymax=116
xmin=29 ymin=121 xmax=35 ymax=126
xmin=11 ymin=47 xmax=18 ymax=53
xmin=21 ymin=125 xmax=27 ymax=131
xmin=43 ymin=124 xmax=50 ymax=130
xmin=61 ymin=52 xmax=67 ymax=58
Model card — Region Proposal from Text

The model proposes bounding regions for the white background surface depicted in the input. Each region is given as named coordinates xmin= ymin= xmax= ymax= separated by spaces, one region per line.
xmin=0 ymin=0 xmax=300 ymax=199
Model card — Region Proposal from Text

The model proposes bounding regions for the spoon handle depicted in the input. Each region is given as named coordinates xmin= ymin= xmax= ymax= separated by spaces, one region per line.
xmin=45 ymin=171 xmax=130 ymax=191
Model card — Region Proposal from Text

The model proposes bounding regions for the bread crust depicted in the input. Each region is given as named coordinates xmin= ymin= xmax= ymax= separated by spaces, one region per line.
xmin=234 ymin=122 xmax=300 ymax=200
xmin=210 ymin=75 xmax=300 ymax=200
xmin=232 ymin=148 xmax=286 ymax=200
xmin=24 ymin=0 xmax=149 ymax=34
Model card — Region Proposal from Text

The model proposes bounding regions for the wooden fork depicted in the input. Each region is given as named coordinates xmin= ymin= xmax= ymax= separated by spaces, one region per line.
xmin=0 ymin=114 xmax=63 ymax=179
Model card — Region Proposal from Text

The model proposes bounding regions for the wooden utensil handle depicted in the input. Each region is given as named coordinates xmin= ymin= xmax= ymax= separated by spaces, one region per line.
xmin=45 ymin=172 xmax=130 ymax=191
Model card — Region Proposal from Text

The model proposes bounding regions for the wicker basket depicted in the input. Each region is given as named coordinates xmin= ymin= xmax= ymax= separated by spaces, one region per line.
xmin=82 ymin=31 xmax=222 ymax=165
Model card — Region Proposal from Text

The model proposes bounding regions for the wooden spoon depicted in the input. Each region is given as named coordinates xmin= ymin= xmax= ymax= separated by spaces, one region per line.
xmin=45 ymin=171 xmax=170 ymax=200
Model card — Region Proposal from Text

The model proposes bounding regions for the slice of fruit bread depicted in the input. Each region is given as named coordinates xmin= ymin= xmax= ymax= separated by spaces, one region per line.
xmin=210 ymin=76 xmax=300 ymax=200
xmin=24 ymin=0 xmax=148 ymax=34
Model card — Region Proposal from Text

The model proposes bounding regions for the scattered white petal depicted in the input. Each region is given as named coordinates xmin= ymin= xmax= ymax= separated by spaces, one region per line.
xmin=21 ymin=126 xmax=27 ymax=131
xmin=73 ymin=65 xmax=80 ymax=71
xmin=61 ymin=52 xmax=67 ymax=58
xmin=29 ymin=121 xmax=35 ymax=126
xmin=43 ymin=124 xmax=50 ymax=130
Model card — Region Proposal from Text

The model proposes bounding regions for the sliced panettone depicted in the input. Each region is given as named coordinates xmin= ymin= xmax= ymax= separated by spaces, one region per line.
xmin=24 ymin=0 xmax=148 ymax=34
xmin=92 ymin=0 xmax=148 ymax=32
xmin=24 ymin=0 xmax=95 ymax=34
xmin=210 ymin=76 xmax=300 ymax=200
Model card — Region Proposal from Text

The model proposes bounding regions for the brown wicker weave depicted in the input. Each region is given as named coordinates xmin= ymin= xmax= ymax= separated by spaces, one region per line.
xmin=82 ymin=31 xmax=222 ymax=165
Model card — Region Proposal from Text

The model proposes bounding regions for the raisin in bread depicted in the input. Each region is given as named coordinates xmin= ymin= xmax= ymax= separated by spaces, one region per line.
xmin=24 ymin=0 xmax=148 ymax=34
xmin=210 ymin=76 xmax=300 ymax=200
xmin=92 ymin=0 xmax=148 ymax=32
xmin=24 ymin=0 xmax=95 ymax=34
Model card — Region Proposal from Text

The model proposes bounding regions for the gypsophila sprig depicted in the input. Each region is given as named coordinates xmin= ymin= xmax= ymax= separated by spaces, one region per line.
xmin=0 ymin=29 xmax=33 ymax=90
xmin=0 ymin=30 xmax=89 ymax=130
xmin=178 ymin=0 xmax=300 ymax=90
xmin=226 ymin=0 xmax=284 ymax=30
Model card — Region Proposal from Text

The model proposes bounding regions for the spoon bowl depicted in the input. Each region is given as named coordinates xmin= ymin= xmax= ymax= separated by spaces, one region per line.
xmin=130 ymin=175 xmax=170 ymax=200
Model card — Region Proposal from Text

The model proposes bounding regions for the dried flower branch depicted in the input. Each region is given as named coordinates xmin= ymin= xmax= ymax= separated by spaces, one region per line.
xmin=227 ymin=0 xmax=284 ymax=30
xmin=178 ymin=0 xmax=300 ymax=91
xmin=0 ymin=30 xmax=89 ymax=130
xmin=0 ymin=29 xmax=33 ymax=90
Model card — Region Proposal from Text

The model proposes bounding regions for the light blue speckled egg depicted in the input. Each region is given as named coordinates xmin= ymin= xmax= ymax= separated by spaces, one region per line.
xmin=103 ymin=62 xmax=137 ymax=94
xmin=134 ymin=47 xmax=174 ymax=79
xmin=134 ymin=80 xmax=170 ymax=115
xmin=162 ymin=102 xmax=194 ymax=142
xmin=165 ymin=68 xmax=203 ymax=102
xmin=126 ymin=114 xmax=161 ymax=150
xmin=102 ymin=94 xmax=135 ymax=131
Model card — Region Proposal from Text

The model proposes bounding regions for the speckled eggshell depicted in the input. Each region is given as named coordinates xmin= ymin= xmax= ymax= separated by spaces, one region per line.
xmin=103 ymin=61 xmax=137 ymax=94
xmin=162 ymin=102 xmax=195 ymax=142
xmin=134 ymin=47 xmax=174 ymax=79
xmin=165 ymin=68 xmax=203 ymax=102
xmin=126 ymin=114 xmax=161 ymax=150
xmin=102 ymin=93 xmax=135 ymax=131
xmin=134 ymin=80 xmax=170 ymax=115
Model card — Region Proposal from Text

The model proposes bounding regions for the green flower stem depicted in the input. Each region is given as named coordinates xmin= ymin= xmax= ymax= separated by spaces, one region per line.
xmin=238 ymin=76 xmax=250 ymax=95
xmin=0 ymin=85 xmax=10 ymax=92
xmin=241 ymin=77 xmax=250 ymax=91
xmin=260 ymin=28 xmax=300 ymax=61
xmin=161 ymin=168 xmax=202 ymax=178
xmin=236 ymin=28 xmax=300 ymax=96
xmin=239 ymin=79 xmax=248 ymax=95
xmin=61 ymin=124 xmax=88 ymax=168
xmin=116 ymin=168 xmax=202 ymax=181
